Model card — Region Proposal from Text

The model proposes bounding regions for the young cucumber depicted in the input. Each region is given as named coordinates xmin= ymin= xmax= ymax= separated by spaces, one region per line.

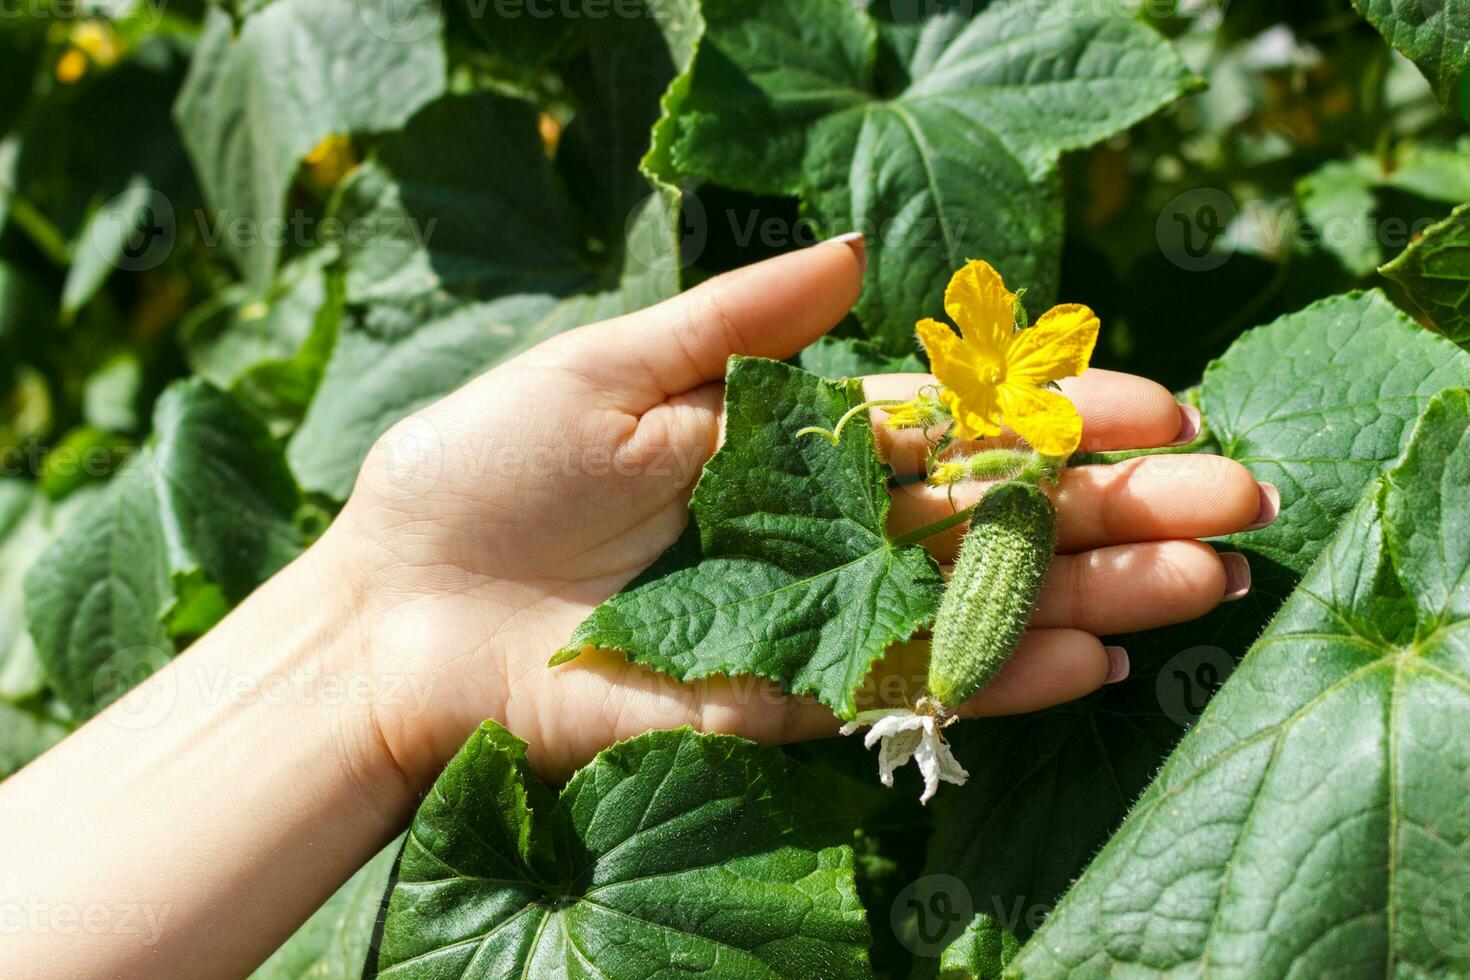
xmin=927 ymin=480 xmax=1058 ymax=709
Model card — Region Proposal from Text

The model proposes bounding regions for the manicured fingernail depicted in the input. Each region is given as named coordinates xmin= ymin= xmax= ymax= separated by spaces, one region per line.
xmin=1222 ymin=552 xmax=1252 ymax=601
xmin=1104 ymin=646 xmax=1130 ymax=684
xmin=1168 ymin=403 xmax=1201 ymax=446
xmin=1246 ymin=482 xmax=1280 ymax=531
xmin=822 ymin=231 xmax=867 ymax=273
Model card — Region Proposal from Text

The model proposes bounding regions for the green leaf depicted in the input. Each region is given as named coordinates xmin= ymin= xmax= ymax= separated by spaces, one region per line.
xmin=0 ymin=700 xmax=68 ymax=782
xmin=1202 ymin=290 xmax=1470 ymax=574
xmin=249 ymin=837 xmax=401 ymax=980
xmin=289 ymin=47 xmax=687 ymax=498
xmin=1011 ymin=388 xmax=1470 ymax=978
xmin=1296 ymin=148 xmax=1470 ymax=279
xmin=371 ymin=723 xmax=871 ymax=978
xmin=559 ymin=357 xmax=944 ymax=718
xmin=25 ymin=381 xmax=303 ymax=718
xmin=183 ymin=250 xmax=343 ymax=435
xmin=670 ymin=0 xmax=1195 ymax=351
xmin=1353 ymin=0 xmax=1470 ymax=109
xmin=1297 ymin=157 xmax=1385 ymax=279
xmin=10 ymin=35 xmax=197 ymax=248
xmin=1382 ymin=201 xmax=1470 ymax=346
xmin=174 ymin=1 xmax=446 ymax=291
xmin=797 ymin=336 xmax=926 ymax=379
xmin=0 ymin=482 xmax=101 ymax=703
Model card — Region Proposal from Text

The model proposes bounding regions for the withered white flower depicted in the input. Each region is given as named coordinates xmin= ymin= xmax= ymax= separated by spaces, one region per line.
xmin=840 ymin=698 xmax=969 ymax=804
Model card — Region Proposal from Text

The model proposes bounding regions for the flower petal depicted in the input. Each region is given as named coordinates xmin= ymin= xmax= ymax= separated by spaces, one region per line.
xmin=919 ymin=319 xmax=1003 ymax=442
xmin=944 ymin=260 xmax=1015 ymax=353
xmin=998 ymin=382 xmax=1084 ymax=457
xmin=1006 ymin=303 xmax=1100 ymax=385
xmin=877 ymin=729 xmax=923 ymax=788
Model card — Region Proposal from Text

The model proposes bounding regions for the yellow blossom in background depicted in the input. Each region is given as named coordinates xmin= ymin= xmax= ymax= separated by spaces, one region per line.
xmin=916 ymin=260 xmax=1099 ymax=457
xmin=56 ymin=21 xmax=122 ymax=84
xmin=302 ymin=134 xmax=358 ymax=191
xmin=538 ymin=113 xmax=563 ymax=156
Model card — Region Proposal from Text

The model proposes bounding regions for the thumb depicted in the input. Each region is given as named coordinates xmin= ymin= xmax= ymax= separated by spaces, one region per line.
xmin=554 ymin=233 xmax=867 ymax=408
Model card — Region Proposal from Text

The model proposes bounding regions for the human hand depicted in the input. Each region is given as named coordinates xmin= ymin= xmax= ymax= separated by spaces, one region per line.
xmin=322 ymin=238 xmax=1274 ymax=786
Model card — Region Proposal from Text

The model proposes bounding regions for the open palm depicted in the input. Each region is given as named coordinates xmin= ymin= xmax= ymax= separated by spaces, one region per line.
xmin=333 ymin=240 xmax=1269 ymax=785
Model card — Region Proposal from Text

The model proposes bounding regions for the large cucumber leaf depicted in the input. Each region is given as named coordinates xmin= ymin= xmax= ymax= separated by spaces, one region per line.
xmin=1382 ymin=201 xmax=1470 ymax=347
xmin=668 ymin=0 xmax=1196 ymax=351
xmin=1202 ymin=290 xmax=1470 ymax=574
xmin=174 ymin=0 xmax=447 ymax=291
xmin=558 ymin=356 xmax=945 ymax=719
xmin=1353 ymin=0 xmax=1470 ymax=109
xmin=1012 ymin=388 xmax=1470 ymax=977
xmin=919 ymin=291 xmax=1470 ymax=975
xmin=370 ymin=723 xmax=870 ymax=978
xmin=24 ymin=381 xmax=303 ymax=718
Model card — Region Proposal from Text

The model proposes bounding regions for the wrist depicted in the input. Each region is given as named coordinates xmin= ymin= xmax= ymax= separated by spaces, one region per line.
xmin=223 ymin=525 xmax=423 ymax=822
xmin=304 ymin=505 xmax=517 ymax=797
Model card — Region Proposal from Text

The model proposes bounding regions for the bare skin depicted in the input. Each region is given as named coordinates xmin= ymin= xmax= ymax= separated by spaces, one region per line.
xmin=0 ymin=237 xmax=1274 ymax=978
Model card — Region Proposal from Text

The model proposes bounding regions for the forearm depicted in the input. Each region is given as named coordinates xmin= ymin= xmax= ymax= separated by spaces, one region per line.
xmin=0 ymin=535 xmax=413 ymax=979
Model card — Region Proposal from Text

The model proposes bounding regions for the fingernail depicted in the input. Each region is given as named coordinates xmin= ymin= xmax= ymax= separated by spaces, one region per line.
xmin=1168 ymin=403 xmax=1201 ymax=446
xmin=1246 ymin=482 xmax=1280 ymax=531
xmin=822 ymin=231 xmax=867 ymax=273
xmin=1222 ymin=552 xmax=1251 ymax=601
xmin=1104 ymin=646 xmax=1130 ymax=684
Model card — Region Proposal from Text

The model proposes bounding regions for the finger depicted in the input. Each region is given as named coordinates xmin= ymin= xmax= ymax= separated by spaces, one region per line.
xmin=717 ymin=627 xmax=1121 ymax=746
xmin=888 ymin=455 xmax=1271 ymax=559
xmin=546 ymin=236 xmax=867 ymax=409
xmin=954 ymin=629 xmax=1122 ymax=718
xmin=1030 ymin=541 xmax=1247 ymax=634
xmin=865 ymin=368 xmax=1190 ymax=474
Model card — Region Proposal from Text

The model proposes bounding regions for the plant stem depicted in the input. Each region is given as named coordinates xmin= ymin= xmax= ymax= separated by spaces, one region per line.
xmin=795 ymin=399 xmax=905 ymax=444
xmin=891 ymin=501 xmax=980 ymax=548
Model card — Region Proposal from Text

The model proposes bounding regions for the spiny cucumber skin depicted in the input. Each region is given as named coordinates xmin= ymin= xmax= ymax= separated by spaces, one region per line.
xmin=928 ymin=481 xmax=1057 ymax=709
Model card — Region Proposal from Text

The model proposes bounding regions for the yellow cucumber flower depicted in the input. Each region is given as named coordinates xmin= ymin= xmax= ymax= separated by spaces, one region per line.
xmin=916 ymin=260 xmax=1099 ymax=457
